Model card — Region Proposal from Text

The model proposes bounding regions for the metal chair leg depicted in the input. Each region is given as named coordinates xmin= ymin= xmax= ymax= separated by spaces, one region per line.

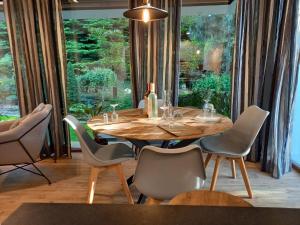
xmin=31 ymin=163 xmax=51 ymax=185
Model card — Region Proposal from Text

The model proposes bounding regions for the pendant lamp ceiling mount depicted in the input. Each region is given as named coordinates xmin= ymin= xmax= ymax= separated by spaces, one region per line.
xmin=123 ymin=0 xmax=168 ymax=23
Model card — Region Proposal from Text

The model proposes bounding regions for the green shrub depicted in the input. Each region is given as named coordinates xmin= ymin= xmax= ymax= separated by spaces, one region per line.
xmin=77 ymin=67 xmax=117 ymax=93
xmin=179 ymin=73 xmax=231 ymax=116
xmin=69 ymin=101 xmax=109 ymax=120
xmin=112 ymin=94 xmax=132 ymax=110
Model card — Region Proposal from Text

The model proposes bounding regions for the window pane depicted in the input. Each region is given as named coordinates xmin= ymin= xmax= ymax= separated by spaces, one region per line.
xmin=178 ymin=3 xmax=236 ymax=116
xmin=62 ymin=9 xmax=132 ymax=146
xmin=291 ymin=4 xmax=300 ymax=167
xmin=0 ymin=11 xmax=19 ymax=121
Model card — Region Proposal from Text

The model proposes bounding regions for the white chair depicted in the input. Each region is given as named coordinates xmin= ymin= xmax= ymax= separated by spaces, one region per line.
xmin=0 ymin=103 xmax=52 ymax=184
xmin=64 ymin=115 xmax=134 ymax=204
xmin=134 ymin=144 xmax=206 ymax=204
xmin=200 ymin=105 xmax=269 ymax=198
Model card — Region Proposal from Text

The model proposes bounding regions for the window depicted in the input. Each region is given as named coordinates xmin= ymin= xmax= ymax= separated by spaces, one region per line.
xmin=178 ymin=3 xmax=236 ymax=116
xmin=62 ymin=9 xmax=131 ymax=146
xmin=291 ymin=5 xmax=300 ymax=168
xmin=0 ymin=10 xmax=19 ymax=121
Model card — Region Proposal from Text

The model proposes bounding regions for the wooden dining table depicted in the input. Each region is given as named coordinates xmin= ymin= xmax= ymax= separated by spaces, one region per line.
xmin=87 ymin=107 xmax=233 ymax=149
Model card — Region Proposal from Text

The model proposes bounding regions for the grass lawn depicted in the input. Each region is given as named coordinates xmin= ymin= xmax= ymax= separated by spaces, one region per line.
xmin=0 ymin=114 xmax=89 ymax=142
xmin=69 ymin=123 xmax=93 ymax=142
xmin=0 ymin=115 xmax=18 ymax=121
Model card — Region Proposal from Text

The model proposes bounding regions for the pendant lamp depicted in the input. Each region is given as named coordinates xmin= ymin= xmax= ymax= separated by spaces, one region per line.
xmin=123 ymin=0 xmax=168 ymax=23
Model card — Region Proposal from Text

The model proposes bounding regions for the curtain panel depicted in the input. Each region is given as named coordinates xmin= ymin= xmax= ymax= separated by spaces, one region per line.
xmin=129 ymin=0 xmax=181 ymax=106
xmin=232 ymin=0 xmax=299 ymax=178
xmin=4 ymin=0 xmax=71 ymax=158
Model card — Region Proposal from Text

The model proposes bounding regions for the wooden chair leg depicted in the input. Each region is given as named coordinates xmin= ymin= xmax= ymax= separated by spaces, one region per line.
xmin=146 ymin=197 xmax=162 ymax=205
xmin=230 ymin=159 xmax=236 ymax=179
xmin=237 ymin=157 xmax=253 ymax=198
xmin=210 ymin=155 xmax=222 ymax=191
xmin=87 ymin=166 xmax=101 ymax=204
xmin=204 ymin=153 xmax=212 ymax=168
xmin=114 ymin=164 xmax=134 ymax=204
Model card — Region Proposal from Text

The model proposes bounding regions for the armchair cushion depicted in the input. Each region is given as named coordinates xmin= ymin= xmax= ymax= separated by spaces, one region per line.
xmin=0 ymin=104 xmax=52 ymax=165
xmin=0 ymin=103 xmax=51 ymax=144
xmin=0 ymin=120 xmax=16 ymax=132
xmin=8 ymin=103 xmax=46 ymax=130
xmin=9 ymin=118 xmax=22 ymax=130
xmin=32 ymin=103 xmax=45 ymax=113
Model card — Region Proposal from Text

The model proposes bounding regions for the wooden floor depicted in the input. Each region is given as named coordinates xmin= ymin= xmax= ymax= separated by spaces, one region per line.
xmin=1 ymin=152 xmax=300 ymax=222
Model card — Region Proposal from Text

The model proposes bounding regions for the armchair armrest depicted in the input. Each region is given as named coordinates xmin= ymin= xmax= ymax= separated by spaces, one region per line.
xmin=0 ymin=128 xmax=22 ymax=143
xmin=0 ymin=120 xmax=16 ymax=132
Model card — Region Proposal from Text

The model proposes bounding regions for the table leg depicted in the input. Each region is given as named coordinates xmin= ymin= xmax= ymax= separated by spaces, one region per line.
xmin=127 ymin=175 xmax=134 ymax=186
xmin=161 ymin=140 xmax=170 ymax=148
xmin=137 ymin=194 xmax=147 ymax=204
xmin=170 ymin=138 xmax=199 ymax=148
xmin=127 ymin=139 xmax=150 ymax=149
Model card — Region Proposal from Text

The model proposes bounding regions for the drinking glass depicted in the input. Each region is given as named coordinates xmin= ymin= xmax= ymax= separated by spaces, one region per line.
xmin=173 ymin=110 xmax=183 ymax=121
xmin=160 ymin=105 xmax=168 ymax=120
xmin=203 ymin=108 xmax=210 ymax=118
xmin=202 ymin=99 xmax=210 ymax=118
xmin=110 ymin=103 xmax=119 ymax=122
xmin=210 ymin=108 xmax=216 ymax=118
xmin=103 ymin=113 xmax=109 ymax=124
xmin=160 ymin=90 xmax=168 ymax=120
xmin=203 ymin=99 xmax=210 ymax=111
xmin=167 ymin=106 xmax=174 ymax=128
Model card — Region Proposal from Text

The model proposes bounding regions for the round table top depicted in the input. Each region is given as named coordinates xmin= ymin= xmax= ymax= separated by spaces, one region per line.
xmin=87 ymin=107 xmax=232 ymax=141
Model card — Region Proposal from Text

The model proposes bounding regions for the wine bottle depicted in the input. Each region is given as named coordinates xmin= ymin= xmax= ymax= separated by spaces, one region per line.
xmin=143 ymin=83 xmax=151 ymax=115
xmin=147 ymin=83 xmax=158 ymax=118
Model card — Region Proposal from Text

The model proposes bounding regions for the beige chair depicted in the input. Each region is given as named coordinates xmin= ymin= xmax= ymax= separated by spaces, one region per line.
xmin=169 ymin=190 xmax=253 ymax=207
xmin=200 ymin=105 xmax=269 ymax=198
xmin=0 ymin=103 xmax=52 ymax=184
xmin=64 ymin=115 xmax=134 ymax=204
xmin=134 ymin=145 xmax=206 ymax=205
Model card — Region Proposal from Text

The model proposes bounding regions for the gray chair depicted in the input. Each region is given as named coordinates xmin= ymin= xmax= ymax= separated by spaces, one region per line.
xmin=134 ymin=144 xmax=206 ymax=204
xmin=0 ymin=103 xmax=52 ymax=184
xmin=64 ymin=115 xmax=134 ymax=204
xmin=200 ymin=105 xmax=269 ymax=198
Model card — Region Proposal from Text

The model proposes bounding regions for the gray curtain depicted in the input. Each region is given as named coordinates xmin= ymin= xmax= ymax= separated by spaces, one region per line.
xmin=232 ymin=0 xmax=300 ymax=178
xmin=4 ymin=0 xmax=71 ymax=158
xmin=129 ymin=0 xmax=181 ymax=106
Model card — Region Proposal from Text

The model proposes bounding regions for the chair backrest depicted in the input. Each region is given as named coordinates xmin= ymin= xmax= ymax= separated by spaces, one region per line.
xmin=63 ymin=115 xmax=104 ymax=165
xmin=18 ymin=104 xmax=52 ymax=160
xmin=134 ymin=145 xmax=206 ymax=201
xmin=138 ymin=99 xmax=164 ymax=109
xmin=226 ymin=105 xmax=269 ymax=150
xmin=169 ymin=190 xmax=253 ymax=207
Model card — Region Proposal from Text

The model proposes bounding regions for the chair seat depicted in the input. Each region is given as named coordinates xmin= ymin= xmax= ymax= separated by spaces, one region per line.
xmin=94 ymin=143 xmax=134 ymax=162
xmin=199 ymin=134 xmax=249 ymax=157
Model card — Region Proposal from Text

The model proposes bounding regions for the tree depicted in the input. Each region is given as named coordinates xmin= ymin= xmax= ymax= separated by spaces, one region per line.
xmin=63 ymin=18 xmax=130 ymax=81
xmin=66 ymin=62 xmax=79 ymax=104
xmin=77 ymin=67 xmax=117 ymax=94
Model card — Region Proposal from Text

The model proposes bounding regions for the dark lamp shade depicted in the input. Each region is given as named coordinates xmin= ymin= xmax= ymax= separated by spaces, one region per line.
xmin=123 ymin=4 xmax=168 ymax=21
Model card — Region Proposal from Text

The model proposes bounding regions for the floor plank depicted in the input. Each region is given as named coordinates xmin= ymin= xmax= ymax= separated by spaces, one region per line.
xmin=1 ymin=153 xmax=300 ymax=222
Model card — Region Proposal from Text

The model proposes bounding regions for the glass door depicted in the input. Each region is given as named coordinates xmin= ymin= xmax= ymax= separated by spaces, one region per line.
xmin=62 ymin=7 xmax=132 ymax=147
xmin=0 ymin=10 xmax=19 ymax=120
xmin=291 ymin=5 xmax=300 ymax=168
xmin=178 ymin=1 xmax=236 ymax=117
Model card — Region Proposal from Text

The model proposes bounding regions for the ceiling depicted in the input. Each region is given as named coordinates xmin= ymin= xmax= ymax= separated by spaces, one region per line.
xmin=62 ymin=0 xmax=234 ymax=10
